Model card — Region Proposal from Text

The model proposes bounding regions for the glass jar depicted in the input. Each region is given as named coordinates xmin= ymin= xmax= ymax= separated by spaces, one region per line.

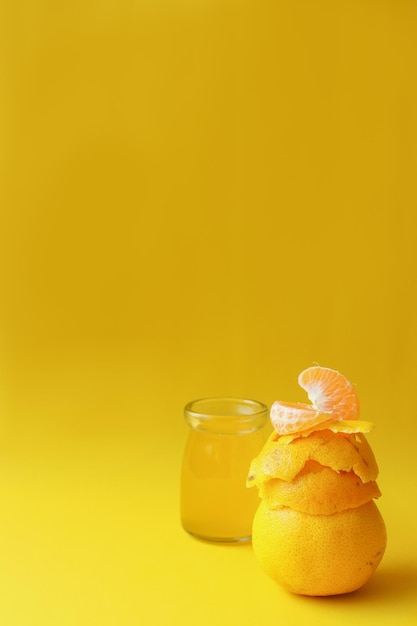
xmin=180 ymin=397 xmax=268 ymax=543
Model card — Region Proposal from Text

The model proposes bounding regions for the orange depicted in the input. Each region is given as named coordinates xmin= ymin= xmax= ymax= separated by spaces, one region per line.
xmin=247 ymin=365 xmax=386 ymax=596
xmin=258 ymin=460 xmax=381 ymax=515
xmin=247 ymin=429 xmax=379 ymax=485
xmin=270 ymin=366 xmax=361 ymax=434
xmin=252 ymin=499 xmax=387 ymax=596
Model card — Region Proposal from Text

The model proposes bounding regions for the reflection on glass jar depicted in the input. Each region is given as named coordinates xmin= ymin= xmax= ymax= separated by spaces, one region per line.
xmin=180 ymin=398 xmax=268 ymax=543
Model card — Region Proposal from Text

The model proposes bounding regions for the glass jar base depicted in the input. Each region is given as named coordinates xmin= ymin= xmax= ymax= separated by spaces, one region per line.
xmin=183 ymin=527 xmax=252 ymax=544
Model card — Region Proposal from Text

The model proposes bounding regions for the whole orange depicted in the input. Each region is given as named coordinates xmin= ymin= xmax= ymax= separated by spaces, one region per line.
xmin=252 ymin=499 xmax=387 ymax=596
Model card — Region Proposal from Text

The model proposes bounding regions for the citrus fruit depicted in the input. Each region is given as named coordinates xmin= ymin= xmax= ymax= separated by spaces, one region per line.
xmin=252 ymin=500 xmax=387 ymax=596
xmin=299 ymin=366 xmax=360 ymax=418
xmin=270 ymin=366 xmax=360 ymax=434
xmin=247 ymin=366 xmax=386 ymax=596
xmin=247 ymin=429 xmax=379 ymax=485
xmin=258 ymin=460 xmax=381 ymax=515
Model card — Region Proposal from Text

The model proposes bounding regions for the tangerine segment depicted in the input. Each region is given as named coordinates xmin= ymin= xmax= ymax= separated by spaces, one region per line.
xmin=258 ymin=460 xmax=382 ymax=515
xmin=247 ymin=429 xmax=379 ymax=486
xmin=252 ymin=499 xmax=387 ymax=596
xmin=299 ymin=366 xmax=360 ymax=419
xmin=270 ymin=401 xmax=334 ymax=435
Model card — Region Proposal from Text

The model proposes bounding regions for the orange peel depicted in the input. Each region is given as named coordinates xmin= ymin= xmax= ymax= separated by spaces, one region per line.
xmin=247 ymin=428 xmax=379 ymax=486
xmin=258 ymin=460 xmax=381 ymax=515
xmin=248 ymin=366 xmax=386 ymax=596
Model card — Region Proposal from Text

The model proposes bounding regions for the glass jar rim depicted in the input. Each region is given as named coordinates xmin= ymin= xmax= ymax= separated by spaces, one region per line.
xmin=184 ymin=397 xmax=268 ymax=434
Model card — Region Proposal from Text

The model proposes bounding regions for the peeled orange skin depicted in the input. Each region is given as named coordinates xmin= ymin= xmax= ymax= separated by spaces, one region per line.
xmin=252 ymin=500 xmax=387 ymax=596
xmin=247 ymin=429 xmax=379 ymax=486
xmin=258 ymin=460 xmax=382 ymax=516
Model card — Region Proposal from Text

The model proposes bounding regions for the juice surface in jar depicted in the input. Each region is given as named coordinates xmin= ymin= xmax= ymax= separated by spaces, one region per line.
xmin=180 ymin=398 xmax=268 ymax=542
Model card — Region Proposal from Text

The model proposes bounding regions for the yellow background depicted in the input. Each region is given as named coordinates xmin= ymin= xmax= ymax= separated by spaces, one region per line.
xmin=1 ymin=1 xmax=417 ymax=624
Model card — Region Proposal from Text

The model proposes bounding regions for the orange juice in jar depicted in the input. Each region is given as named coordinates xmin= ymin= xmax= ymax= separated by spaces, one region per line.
xmin=180 ymin=398 xmax=268 ymax=542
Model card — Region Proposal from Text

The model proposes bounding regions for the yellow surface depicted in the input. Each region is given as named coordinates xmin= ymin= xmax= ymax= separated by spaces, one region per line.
xmin=1 ymin=1 xmax=417 ymax=624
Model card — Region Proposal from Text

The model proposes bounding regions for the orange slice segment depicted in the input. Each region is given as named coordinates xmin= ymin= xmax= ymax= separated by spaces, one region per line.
xmin=299 ymin=366 xmax=360 ymax=419
xmin=270 ymin=366 xmax=360 ymax=435
xmin=270 ymin=401 xmax=334 ymax=435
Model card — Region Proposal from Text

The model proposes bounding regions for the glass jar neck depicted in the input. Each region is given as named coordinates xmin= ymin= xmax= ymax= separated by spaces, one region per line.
xmin=184 ymin=397 xmax=268 ymax=435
